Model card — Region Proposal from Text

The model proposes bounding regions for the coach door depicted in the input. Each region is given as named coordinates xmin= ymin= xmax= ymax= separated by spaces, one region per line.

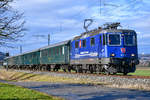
xmin=99 ymin=34 xmax=102 ymax=57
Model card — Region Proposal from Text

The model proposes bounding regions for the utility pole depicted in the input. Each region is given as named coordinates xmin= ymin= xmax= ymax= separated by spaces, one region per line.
xmin=32 ymin=34 xmax=51 ymax=46
xmin=99 ymin=0 xmax=102 ymax=15
xmin=48 ymin=34 xmax=50 ymax=46
xmin=20 ymin=45 xmax=22 ymax=54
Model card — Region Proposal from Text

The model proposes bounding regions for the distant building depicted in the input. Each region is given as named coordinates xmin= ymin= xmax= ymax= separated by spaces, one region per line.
xmin=0 ymin=52 xmax=6 ymax=66
xmin=138 ymin=54 xmax=150 ymax=67
xmin=0 ymin=52 xmax=6 ymax=60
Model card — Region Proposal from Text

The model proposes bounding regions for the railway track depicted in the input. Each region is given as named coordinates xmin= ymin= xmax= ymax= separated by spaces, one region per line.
xmin=6 ymin=68 xmax=150 ymax=79
xmin=49 ymin=70 xmax=150 ymax=79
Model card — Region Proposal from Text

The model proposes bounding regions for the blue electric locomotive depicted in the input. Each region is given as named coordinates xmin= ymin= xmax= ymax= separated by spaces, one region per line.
xmin=4 ymin=22 xmax=139 ymax=75
xmin=70 ymin=23 xmax=139 ymax=75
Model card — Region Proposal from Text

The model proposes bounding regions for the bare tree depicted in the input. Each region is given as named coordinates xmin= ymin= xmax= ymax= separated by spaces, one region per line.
xmin=0 ymin=0 xmax=25 ymax=47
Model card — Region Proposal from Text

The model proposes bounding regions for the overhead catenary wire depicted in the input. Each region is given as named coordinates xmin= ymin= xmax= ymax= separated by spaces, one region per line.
xmin=99 ymin=0 xmax=102 ymax=15
xmin=90 ymin=0 xmax=143 ymax=22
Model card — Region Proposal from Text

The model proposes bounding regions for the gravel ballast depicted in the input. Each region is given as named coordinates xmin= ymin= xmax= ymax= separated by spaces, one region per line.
xmin=14 ymin=70 xmax=150 ymax=90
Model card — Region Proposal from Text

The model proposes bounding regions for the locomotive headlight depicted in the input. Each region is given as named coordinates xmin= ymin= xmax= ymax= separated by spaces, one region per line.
xmin=131 ymin=54 xmax=135 ymax=57
xmin=111 ymin=53 xmax=115 ymax=57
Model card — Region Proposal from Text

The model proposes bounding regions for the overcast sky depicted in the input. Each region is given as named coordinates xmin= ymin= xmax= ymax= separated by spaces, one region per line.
xmin=1 ymin=0 xmax=150 ymax=55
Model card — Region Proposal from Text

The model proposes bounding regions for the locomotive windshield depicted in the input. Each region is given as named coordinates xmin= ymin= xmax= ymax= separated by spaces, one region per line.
xmin=124 ymin=35 xmax=136 ymax=46
xmin=108 ymin=34 xmax=120 ymax=46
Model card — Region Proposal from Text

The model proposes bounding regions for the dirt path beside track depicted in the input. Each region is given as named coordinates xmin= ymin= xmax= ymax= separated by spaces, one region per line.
xmin=0 ymin=80 xmax=150 ymax=100
xmin=136 ymin=67 xmax=150 ymax=70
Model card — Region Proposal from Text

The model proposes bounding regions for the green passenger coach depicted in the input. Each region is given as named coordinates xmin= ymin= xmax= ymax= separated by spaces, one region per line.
xmin=40 ymin=40 xmax=70 ymax=65
xmin=4 ymin=40 xmax=70 ymax=71
xmin=23 ymin=50 xmax=40 ymax=65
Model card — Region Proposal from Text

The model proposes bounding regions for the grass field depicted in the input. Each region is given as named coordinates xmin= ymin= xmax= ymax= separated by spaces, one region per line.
xmin=128 ymin=67 xmax=150 ymax=76
xmin=129 ymin=70 xmax=150 ymax=76
xmin=0 ymin=82 xmax=62 ymax=100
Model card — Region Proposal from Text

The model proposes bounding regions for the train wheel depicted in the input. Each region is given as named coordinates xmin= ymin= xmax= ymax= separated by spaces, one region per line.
xmin=63 ymin=69 xmax=66 ymax=72
xmin=123 ymin=67 xmax=128 ymax=75
xmin=89 ymin=66 xmax=93 ymax=74
xmin=105 ymin=71 xmax=110 ymax=75
xmin=90 ymin=69 xmax=93 ymax=74
xmin=68 ymin=68 xmax=71 ymax=73
xmin=75 ymin=70 xmax=78 ymax=73
xmin=78 ymin=68 xmax=83 ymax=73
xmin=123 ymin=72 xmax=128 ymax=75
xmin=53 ymin=68 xmax=56 ymax=71
xmin=112 ymin=72 xmax=117 ymax=75
xmin=78 ymin=69 xmax=82 ymax=73
xmin=83 ymin=69 xmax=87 ymax=73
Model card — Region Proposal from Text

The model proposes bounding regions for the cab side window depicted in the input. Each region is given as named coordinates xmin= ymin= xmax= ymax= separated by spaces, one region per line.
xmin=82 ymin=40 xmax=86 ymax=47
xmin=75 ymin=41 xmax=79 ymax=48
xmin=90 ymin=38 xmax=95 ymax=46
xmin=103 ymin=34 xmax=106 ymax=45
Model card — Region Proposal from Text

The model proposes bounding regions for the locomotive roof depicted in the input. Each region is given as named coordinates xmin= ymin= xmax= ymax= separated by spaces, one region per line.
xmin=73 ymin=28 xmax=135 ymax=40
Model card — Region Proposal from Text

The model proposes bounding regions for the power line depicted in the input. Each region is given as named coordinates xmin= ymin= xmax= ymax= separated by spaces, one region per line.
xmin=32 ymin=34 xmax=51 ymax=46
xmin=99 ymin=0 xmax=102 ymax=15
xmin=20 ymin=45 xmax=22 ymax=54
xmin=91 ymin=0 xmax=142 ymax=21
xmin=48 ymin=34 xmax=50 ymax=46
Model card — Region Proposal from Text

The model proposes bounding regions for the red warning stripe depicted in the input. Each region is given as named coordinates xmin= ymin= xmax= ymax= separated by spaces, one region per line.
xmin=121 ymin=48 xmax=126 ymax=53
xmin=79 ymin=40 xmax=81 ymax=48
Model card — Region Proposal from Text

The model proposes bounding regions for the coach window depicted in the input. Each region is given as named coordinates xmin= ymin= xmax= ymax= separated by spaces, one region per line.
xmin=58 ymin=47 xmax=60 ymax=55
xmin=54 ymin=48 xmax=57 ymax=56
xmin=45 ymin=50 xmax=48 ymax=56
xmin=60 ymin=47 xmax=62 ymax=55
xmin=51 ymin=48 xmax=54 ymax=56
xmin=90 ymin=37 xmax=95 ymax=46
xmin=42 ymin=51 xmax=44 ymax=57
xmin=25 ymin=55 xmax=27 ymax=59
xmin=49 ymin=49 xmax=51 ymax=56
xmin=53 ymin=48 xmax=55 ymax=55
xmin=33 ymin=53 xmax=36 ymax=58
xmin=56 ymin=48 xmax=58 ymax=55
xmin=50 ymin=49 xmax=52 ymax=56
xmin=46 ymin=50 xmax=47 ymax=56
xmin=82 ymin=39 xmax=86 ymax=47
xmin=75 ymin=41 xmax=79 ymax=48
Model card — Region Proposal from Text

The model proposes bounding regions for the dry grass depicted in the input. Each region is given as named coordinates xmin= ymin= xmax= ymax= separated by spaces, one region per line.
xmin=136 ymin=67 xmax=150 ymax=70
xmin=107 ymin=83 xmax=150 ymax=91
xmin=0 ymin=69 xmax=107 ymax=85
